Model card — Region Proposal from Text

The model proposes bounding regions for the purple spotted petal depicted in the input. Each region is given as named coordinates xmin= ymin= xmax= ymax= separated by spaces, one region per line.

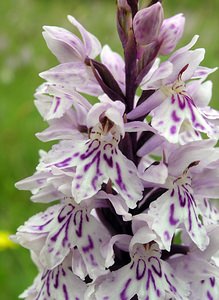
xmin=38 ymin=203 xmax=110 ymax=278
xmin=38 ymin=136 xmax=143 ymax=207
xmin=70 ymin=140 xmax=143 ymax=207
xmin=39 ymin=62 xmax=90 ymax=87
xmin=149 ymin=178 xmax=209 ymax=251
xmin=20 ymin=255 xmax=86 ymax=300
xmin=95 ymin=243 xmax=189 ymax=300
xmin=14 ymin=201 xmax=110 ymax=279
xmin=151 ymin=93 xmax=214 ymax=143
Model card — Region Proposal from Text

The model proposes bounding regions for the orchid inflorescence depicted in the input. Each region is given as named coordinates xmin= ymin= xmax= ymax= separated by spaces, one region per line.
xmin=13 ymin=0 xmax=219 ymax=299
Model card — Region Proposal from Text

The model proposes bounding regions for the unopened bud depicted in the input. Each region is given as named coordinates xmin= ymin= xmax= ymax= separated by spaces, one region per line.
xmin=159 ymin=14 xmax=185 ymax=55
xmin=133 ymin=2 xmax=164 ymax=45
xmin=117 ymin=0 xmax=133 ymax=47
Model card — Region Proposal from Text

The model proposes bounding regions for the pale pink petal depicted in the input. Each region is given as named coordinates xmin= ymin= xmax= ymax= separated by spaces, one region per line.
xmin=139 ymin=162 xmax=168 ymax=185
xmin=100 ymin=192 xmax=132 ymax=221
xmin=168 ymin=139 xmax=217 ymax=177
xmin=137 ymin=134 xmax=165 ymax=157
xmin=192 ymin=66 xmax=218 ymax=81
xmin=193 ymin=169 xmax=219 ymax=199
xmin=39 ymin=62 xmax=89 ymax=87
xmin=168 ymin=48 xmax=205 ymax=83
xmin=42 ymin=26 xmax=83 ymax=63
xmin=68 ymin=15 xmax=101 ymax=59
xmin=127 ymin=89 xmax=165 ymax=120
xmin=36 ymin=110 xmax=84 ymax=142
xmin=140 ymin=61 xmax=173 ymax=90
xmin=187 ymin=80 xmax=213 ymax=107
xmin=124 ymin=121 xmax=155 ymax=133
xmin=71 ymin=249 xmax=87 ymax=280
xmin=169 ymin=35 xmax=199 ymax=61
xmin=101 ymin=234 xmax=131 ymax=268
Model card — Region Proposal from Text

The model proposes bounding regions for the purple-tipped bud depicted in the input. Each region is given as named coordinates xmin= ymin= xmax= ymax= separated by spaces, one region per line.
xmin=133 ymin=2 xmax=164 ymax=45
xmin=159 ymin=13 xmax=185 ymax=55
xmin=117 ymin=0 xmax=133 ymax=48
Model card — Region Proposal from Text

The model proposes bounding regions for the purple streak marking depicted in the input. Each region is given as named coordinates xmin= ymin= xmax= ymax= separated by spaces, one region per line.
xmin=80 ymin=140 xmax=100 ymax=160
xmin=82 ymin=235 xmax=94 ymax=253
xmin=54 ymin=268 xmax=59 ymax=288
xmin=178 ymin=186 xmax=186 ymax=207
xmin=120 ymin=278 xmax=132 ymax=300
xmin=146 ymin=269 xmax=157 ymax=292
xmin=84 ymin=150 xmax=101 ymax=172
xmin=89 ymin=253 xmax=98 ymax=266
xmin=46 ymin=271 xmax=51 ymax=297
xmin=171 ymin=95 xmax=175 ymax=104
xmin=53 ymin=97 xmax=61 ymax=113
xmin=63 ymin=284 xmax=69 ymax=300
xmin=207 ymin=291 xmax=213 ymax=300
xmin=115 ymin=162 xmax=126 ymax=191
xmin=177 ymin=94 xmax=186 ymax=109
xmin=164 ymin=274 xmax=177 ymax=293
xmin=169 ymin=203 xmax=179 ymax=226
xmin=55 ymin=157 xmax=72 ymax=168
xmin=149 ymin=256 xmax=162 ymax=277
xmin=73 ymin=210 xmax=83 ymax=237
xmin=210 ymin=277 xmax=215 ymax=287
xmin=103 ymin=153 xmax=113 ymax=168
xmin=186 ymin=95 xmax=197 ymax=122
xmin=136 ymin=259 xmax=146 ymax=280
xmin=34 ymin=218 xmax=53 ymax=231
xmin=170 ymin=189 xmax=175 ymax=197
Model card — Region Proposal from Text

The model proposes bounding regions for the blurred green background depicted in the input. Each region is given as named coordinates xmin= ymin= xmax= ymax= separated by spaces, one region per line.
xmin=0 ymin=0 xmax=218 ymax=298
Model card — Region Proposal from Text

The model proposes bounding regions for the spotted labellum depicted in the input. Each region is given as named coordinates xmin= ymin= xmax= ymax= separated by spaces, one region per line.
xmin=14 ymin=0 xmax=219 ymax=299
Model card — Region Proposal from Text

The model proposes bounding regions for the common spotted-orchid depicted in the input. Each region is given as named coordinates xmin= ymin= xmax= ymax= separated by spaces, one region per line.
xmin=14 ymin=1 xmax=219 ymax=299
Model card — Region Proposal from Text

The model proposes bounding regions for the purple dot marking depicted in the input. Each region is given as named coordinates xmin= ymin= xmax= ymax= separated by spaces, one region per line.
xmin=170 ymin=125 xmax=177 ymax=134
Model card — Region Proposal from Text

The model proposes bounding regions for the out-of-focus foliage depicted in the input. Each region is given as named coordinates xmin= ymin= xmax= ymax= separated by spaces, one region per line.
xmin=0 ymin=0 xmax=218 ymax=299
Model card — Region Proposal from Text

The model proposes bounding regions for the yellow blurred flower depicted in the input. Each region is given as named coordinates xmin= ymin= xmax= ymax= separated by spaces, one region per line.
xmin=0 ymin=230 xmax=17 ymax=250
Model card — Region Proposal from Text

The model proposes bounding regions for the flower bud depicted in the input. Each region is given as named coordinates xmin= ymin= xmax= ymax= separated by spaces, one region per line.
xmin=133 ymin=2 xmax=164 ymax=45
xmin=117 ymin=0 xmax=133 ymax=47
xmin=159 ymin=13 xmax=185 ymax=55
